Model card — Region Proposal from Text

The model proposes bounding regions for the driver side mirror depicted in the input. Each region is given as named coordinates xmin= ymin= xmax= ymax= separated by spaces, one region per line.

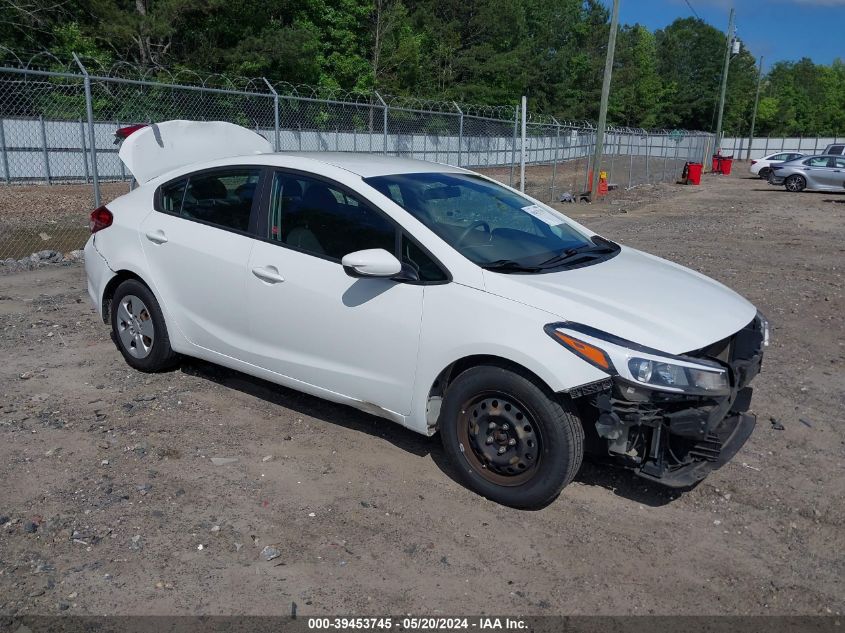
xmin=341 ymin=249 xmax=402 ymax=278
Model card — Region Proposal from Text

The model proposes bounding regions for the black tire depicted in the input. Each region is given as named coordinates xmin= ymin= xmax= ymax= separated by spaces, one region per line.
xmin=784 ymin=174 xmax=806 ymax=192
xmin=439 ymin=365 xmax=584 ymax=509
xmin=110 ymin=278 xmax=178 ymax=372
xmin=758 ymin=167 xmax=771 ymax=180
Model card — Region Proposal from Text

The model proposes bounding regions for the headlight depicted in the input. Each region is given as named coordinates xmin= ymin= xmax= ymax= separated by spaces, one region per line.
xmin=626 ymin=358 xmax=729 ymax=395
xmin=545 ymin=323 xmax=731 ymax=397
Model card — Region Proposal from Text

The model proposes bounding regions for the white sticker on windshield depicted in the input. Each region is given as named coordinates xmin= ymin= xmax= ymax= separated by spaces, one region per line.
xmin=521 ymin=204 xmax=564 ymax=226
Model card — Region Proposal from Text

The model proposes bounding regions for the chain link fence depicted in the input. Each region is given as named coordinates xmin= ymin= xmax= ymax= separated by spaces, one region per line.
xmin=0 ymin=58 xmax=713 ymax=262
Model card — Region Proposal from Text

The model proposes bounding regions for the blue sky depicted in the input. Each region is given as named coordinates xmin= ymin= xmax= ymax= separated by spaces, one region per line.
xmin=616 ymin=0 xmax=845 ymax=70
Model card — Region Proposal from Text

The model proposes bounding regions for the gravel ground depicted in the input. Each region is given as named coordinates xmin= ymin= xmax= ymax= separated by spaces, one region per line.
xmin=0 ymin=168 xmax=843 ymax=617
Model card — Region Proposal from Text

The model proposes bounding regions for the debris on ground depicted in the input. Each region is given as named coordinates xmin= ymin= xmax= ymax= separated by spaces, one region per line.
xmin=260 ymin=546 xmax=281 ymax=561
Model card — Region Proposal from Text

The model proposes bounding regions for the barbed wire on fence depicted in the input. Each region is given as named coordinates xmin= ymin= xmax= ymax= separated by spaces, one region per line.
xmin=0 ymin=51 xmax=718 ymax=263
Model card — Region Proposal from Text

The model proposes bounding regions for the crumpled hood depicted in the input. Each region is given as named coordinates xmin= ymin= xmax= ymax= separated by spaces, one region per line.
xmin=483 ymin=246 xmax=757 ymax=354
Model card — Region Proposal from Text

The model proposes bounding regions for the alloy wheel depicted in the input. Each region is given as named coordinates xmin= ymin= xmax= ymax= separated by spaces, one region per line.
xmin=116 ymin=294 xmax=155 ymax=358
xmin=785 ymin=175 xmax=805 ymax=192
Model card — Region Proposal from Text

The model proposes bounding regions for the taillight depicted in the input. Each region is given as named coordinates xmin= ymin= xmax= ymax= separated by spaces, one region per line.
xmin=114 ymin=124 xmax=148 ymax=143
xmin=750 ymin=160 xmax=757 ymax=165
xmin=90 ymin=205 xmax=113 ymax=234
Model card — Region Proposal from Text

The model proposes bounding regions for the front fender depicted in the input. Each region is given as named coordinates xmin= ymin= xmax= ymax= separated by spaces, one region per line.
xmin=407 ymin=283 xmax=608 ymax=434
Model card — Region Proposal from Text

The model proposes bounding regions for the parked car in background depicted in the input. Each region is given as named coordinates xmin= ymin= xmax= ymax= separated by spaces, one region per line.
xmin=749 ymin=152 xmax=804 ymax=179
xmin=823 ymin=142 xmax=844 ymax=155
xmin=768 ymin=154 xmax=845 ymax=192
xmin=85 ymin=120 xmax=769 ymax=508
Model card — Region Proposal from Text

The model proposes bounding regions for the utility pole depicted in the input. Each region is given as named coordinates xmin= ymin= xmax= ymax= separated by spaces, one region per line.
xmin=519 ymin=95 xmax=527 ymax=192
xmin=746 ymin=55 xmax=763 ymax=160
xmin=714 ymin=7 xmax=735 ymax=152
xmin=590 ymin=0 xmax=620 ymax=200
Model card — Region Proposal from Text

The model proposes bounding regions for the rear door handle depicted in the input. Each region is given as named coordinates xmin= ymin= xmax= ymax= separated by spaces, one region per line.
xmin=252 ymin=266 xmax=285 ymax=284
xmin=145 ymin=230 xmax=168 ymax=244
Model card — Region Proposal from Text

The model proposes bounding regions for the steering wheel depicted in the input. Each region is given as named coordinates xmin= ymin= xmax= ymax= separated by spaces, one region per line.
xmin=457 ymin=220 xmax=491 ymax=246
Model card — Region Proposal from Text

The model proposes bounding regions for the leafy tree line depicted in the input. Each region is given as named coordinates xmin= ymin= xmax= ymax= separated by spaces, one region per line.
xmin=1 ymin=0 xmax=842 ymax=134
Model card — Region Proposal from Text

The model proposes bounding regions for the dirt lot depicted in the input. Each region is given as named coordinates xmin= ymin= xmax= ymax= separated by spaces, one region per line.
xmin=0 ymin=169 xmax=843 ymax=617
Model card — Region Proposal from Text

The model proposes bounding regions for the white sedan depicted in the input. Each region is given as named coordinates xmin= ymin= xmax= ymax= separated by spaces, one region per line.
xmin=85 ymin=120 xmax=768 ymax=508
xmin=749 ymin=151 xmax=804 ymax=179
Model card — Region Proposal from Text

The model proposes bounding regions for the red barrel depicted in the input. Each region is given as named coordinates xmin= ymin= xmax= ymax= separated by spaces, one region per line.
xmin=712 ymin=154 xmax=734 ymax=175
xmin=686 ymin=162 xmax=702 ymax=185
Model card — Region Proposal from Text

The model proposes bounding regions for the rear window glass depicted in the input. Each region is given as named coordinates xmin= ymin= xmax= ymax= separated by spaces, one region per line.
xmin=160 ymin=179 xmax=187 ymax=213
xmin=159 ymin=168 xmax=261 ymax=232
xmin=804 ymin=157 xmax=831 ymax=167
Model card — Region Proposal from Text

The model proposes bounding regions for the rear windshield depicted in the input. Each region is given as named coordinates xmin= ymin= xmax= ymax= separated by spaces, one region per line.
xmin=364 ymin=172 xmax=617 ymax=273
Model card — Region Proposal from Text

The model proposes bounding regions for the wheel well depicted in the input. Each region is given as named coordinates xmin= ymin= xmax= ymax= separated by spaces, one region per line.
xmin=428 ymin=355 xmax=556 ymax=403
xmin=101 ymin=270 xmax=148 ymax=323
xmin=424 ymin=355 xmax=569 ymax=433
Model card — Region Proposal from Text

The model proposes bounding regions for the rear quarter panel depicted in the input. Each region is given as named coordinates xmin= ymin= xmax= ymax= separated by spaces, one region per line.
xmin=90 ymin=184 xmax=192 ymax=352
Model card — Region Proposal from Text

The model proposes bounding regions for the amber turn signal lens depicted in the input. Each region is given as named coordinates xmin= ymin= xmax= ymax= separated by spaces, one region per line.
xmin=552 ymin=332 xmax=612 ymax=371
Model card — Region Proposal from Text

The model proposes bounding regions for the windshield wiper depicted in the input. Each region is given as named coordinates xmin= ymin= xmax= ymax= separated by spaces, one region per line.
xmin=537 ymin=237 xmax=618 ymax=269
xmin=537 ymin=244 xmax=595 ymax=267
xmin=481 ymin=259 xmax=541 ymax=273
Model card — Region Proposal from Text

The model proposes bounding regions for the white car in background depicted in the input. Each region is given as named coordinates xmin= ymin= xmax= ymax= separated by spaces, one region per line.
xmin=749 ymin=152 xmax=805 ymax=179
xmin=84 ymin=120 xmax=769 ymax=508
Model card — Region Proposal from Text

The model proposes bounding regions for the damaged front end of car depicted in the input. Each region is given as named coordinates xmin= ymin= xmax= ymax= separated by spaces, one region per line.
xmin=547 ymin=315 xmax=768 ymax=487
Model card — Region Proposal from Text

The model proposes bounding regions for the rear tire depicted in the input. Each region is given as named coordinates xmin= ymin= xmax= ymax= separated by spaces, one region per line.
xmin=758 ymin=167 xmax=771 ymax=180
xmin=439 ymin=365 xmax=584 ymax=509
xmin=785 ymin=174 xmax=806 ymax=192
xmin=110 ymin=279 xmax=178 ymax=372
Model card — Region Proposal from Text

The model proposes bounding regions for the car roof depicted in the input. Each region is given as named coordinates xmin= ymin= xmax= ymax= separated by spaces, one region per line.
xmin=274 ymin=152 xmax=467 ymax=178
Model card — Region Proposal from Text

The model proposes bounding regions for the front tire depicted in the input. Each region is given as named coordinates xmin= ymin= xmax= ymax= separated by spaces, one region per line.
xmin=110 ymin=279 xmax=178 ymax=372
xmin=785 ymin=174 xmax=806 ymax=192
xmin=439 ymin=365 xmax=584 ymax=509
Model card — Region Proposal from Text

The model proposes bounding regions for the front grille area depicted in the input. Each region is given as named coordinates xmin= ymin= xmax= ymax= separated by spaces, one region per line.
xmin=688 ymin=314 xmax=765 ymax=391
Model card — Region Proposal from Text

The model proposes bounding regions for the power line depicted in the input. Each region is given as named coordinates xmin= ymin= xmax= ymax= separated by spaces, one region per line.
xmin=684 ymin=0 xmax=700 ymax=18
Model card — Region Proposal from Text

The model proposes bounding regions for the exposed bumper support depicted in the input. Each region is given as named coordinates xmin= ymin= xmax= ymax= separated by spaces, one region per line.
xmin=578 ymin=314 xmax=765 ymax=488
xmin=635 ymin=412 xmax=756 ymax=488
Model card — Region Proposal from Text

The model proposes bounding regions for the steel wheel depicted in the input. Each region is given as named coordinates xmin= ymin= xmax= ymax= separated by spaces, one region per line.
xmin=457 ymin=393 xmax=542 ymax=486
xmin=785 ymin=174 xmax=805 ymax=192
xmin=116 ymin=294 xmax=155 ymax=359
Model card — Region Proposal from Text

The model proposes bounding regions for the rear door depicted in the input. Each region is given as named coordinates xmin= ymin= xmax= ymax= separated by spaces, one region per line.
xmin=800 ymin=156 xmax=835 ymax=188
xmin=140 ymin=166 xmax=264 ymax=357
xmin=830 ymin=157 xmax=845 ymax=188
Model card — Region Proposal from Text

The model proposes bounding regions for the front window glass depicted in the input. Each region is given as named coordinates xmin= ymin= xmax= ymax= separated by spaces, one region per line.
xmin=267 ymin=172 xmax=396 ymax=260
xmin=365 ymin=172 xmax=614 ymax=273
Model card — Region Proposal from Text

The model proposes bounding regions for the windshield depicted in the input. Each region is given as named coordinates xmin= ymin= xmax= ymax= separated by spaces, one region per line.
xmin=364 ymin=172 xmax=617 ymax=272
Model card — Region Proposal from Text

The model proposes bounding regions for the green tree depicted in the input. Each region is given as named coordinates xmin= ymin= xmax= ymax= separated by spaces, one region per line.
xmin=609 ymin=24 xmax=662 ymax=128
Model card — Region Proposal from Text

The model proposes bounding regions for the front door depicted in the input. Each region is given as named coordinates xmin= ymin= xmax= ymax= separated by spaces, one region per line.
xmin=244 ymin=170 xmax=424 ymax=416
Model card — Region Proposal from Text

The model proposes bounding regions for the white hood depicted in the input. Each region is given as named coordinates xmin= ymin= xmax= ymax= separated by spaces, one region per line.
xmin=482 ymin=246 xmax=757 ymax=355
xmin=118 ymin=120 xmax=273 ymax=184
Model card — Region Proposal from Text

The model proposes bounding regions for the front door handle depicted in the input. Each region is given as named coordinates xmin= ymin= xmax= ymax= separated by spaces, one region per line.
xmin=252 ymin=266 xmax=285 ymax=284
xmin=145 ymin=230 xmax=168 ymax=244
